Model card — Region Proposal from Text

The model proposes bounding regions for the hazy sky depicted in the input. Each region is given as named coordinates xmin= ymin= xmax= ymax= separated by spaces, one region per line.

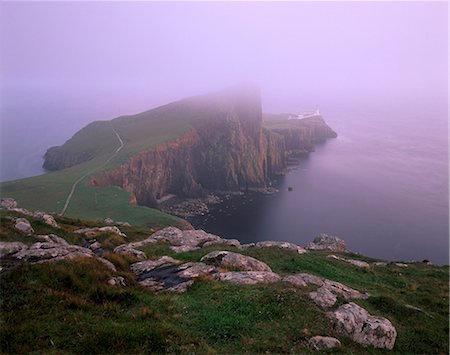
xmin=1 ymin=1 xmax=447 ymax=113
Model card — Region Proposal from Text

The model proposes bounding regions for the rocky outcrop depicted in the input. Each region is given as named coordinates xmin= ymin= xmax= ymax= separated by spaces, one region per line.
xmin=1 ymin=199 xmax=59 ymax=228
xmin=114 ymin=227 xmax=242 ymax=257
xmin=215 ymin=271 xmax=281 ymax=285
xmin=283 ymin=273 xmax=369 ymax=309
xmin=327 ymin=254 xmax=370 ymax=269
xmin=253 ymin=240 xmax=307 ymax=254
xmin=131 ymin=257 xmax=217 ymax=293
xmin=306 ymin=234 xmax=347 ymax=252
xmin=0 ymin=240 xmax=116 ymax=274
xmin=200 ymin=251 xmax=272 ymax=272
xmin=74 ymin=226 xmax=127 ymax=239
xmin=14 ymin=218 xmax=34 ymax=235
xmin=308 ymin=336 xmax=341 ymax=350
xmin=328 ymin=302 xmax=397 ymax=349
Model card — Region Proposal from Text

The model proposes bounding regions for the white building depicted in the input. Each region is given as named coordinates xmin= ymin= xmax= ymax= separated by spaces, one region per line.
xmin=288 ymin=108 xmax=320 ymax=120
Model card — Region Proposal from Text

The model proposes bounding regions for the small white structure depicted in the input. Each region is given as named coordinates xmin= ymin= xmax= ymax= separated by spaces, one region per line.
xmin=288 ymin=108 xmax=320 ymax=120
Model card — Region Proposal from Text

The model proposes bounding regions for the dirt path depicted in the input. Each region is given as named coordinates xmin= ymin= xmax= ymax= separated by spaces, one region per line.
xmin=60 ymin=122 xmax=124 ymax=216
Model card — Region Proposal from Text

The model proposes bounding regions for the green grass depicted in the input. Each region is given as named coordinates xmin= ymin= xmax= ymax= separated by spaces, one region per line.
xmin=0 ymin=213 xmax=448 ymax=354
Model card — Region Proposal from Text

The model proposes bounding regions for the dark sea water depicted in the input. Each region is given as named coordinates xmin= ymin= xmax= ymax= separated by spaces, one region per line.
xmin=1 ymin=98 xmax=448 ymax=264
xmin=191 ymin=103 xmax=449 ymax=264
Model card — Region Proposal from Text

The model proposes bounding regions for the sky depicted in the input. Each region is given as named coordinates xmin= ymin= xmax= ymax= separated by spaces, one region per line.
xmin=0 ymin=1 xmax=448 ymax=181
xmin=0 ymin=1 xmax=447 ymax=112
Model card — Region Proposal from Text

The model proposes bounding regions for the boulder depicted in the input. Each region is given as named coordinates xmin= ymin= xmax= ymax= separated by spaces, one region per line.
xmin=113 ymin=245 xmax=147 ymax=260
xmin=214 ymin=271 xmax=281 ymax=285
xmin=201 ymin=251 xmax=272 ymax=272
xmin=33 ymin=212 xmax=59 ymax=228
xmin=74 ymin=226 xmax=127 ymax=239
xmin=308 ymin=336 xmax=341 ymax=350
xmin=35 ymin=234 xmax=68 ymax=245
xmin=327 ymin=255 xmax=370 ymax=269
xmin=255 ymin=240 xmax=307 ymax=254
xmin=134 ymin=260 xmax=216 ymax=293
xmin=14 ymin=218 xmax=34 ymax=235
xmin=0 ymin=242 xmax=27 ymax=258
xmin=0 ymin=198 xmax=17 ymax=210
xmin=306 ymin=234 xmax=347 ymax=252
xmin=0 ymin=241 xmax=116 ymax=272
xmin=108 ymin=276 xmax=126 ymax=286
xmin=284 ymin=273 xmax=368 ymax=309
xmin=328 ymin=302 xmax=397 ymax=349
xmin=309 ymin=286 xmax=337 ymax=309
xmin=131 ymin=256 xmax=181 ymax=275
xmin=104 ymin=218 xmax=114 ymax=225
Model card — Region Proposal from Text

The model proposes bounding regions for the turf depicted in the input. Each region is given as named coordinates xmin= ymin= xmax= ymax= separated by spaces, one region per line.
xmin=1 ymin=212 xmax=447 ymax=354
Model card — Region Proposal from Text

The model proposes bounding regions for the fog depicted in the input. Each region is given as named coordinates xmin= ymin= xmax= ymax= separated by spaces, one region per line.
xmin=0 ymin=1 xmax=448 ymax=178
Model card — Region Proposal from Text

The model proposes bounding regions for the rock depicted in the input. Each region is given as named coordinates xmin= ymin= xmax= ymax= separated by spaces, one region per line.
xmin=114 ymin=227 xmax=240 ymax=256
xmin=306 ymin=234 xmax=347 ymax=252
xmin=89 ymin=241 xmax=102 ymax=251
xmin=309 ymin=286 xmax=337 ymax=309
xmin=328 ymin=302 xmax=397 ymax=349
xmin=113 ymin=245 xmax=147 ymax=260
xmin=0 ymin=242 xmax=27 ymax=258
xmin=33 ymin=212 xmax=59 ymax=228
xmin=74 ymin=226 xmax=127 ymax=239
xmin=214 ymin=271 xmax=281 ymax=285
xmin=255 ymin=240 xmax=307 ymax=254
xmin=308 ymin=336 xmax=341 ymax=350
xmin=373 ymin=261 xmax=388 ymax=267
xmin=14 ymin=218 xmax=34 ymax=235
xmin=395 ymin=263 xmax=408 ymax=268
xmin=104 ymin=218 xmax=114 ymax=225
xmin=108 ymin=276 xmax=126 ymax=286
xmin=284 ymin=273 xmax=368 ymax=309
xmin=131 ymin=256 xmax=181 ymax=275
xmin=0 ymin=198 xmax=17 ymax=210
xmin=0 ymin=241 xmax=116 ymax=272
xmin=202 ymin=238 xmax=242 ymax=248
xmin=327 ymin=255 xmax=370 ymax=269
xmin=134 ymin=261 xmax=216 ymax=293
xmin=35 ymin=234 xmax=69 ymax=245
xmin=201 ymin=251 xmax=272 ymax=272
xmin=283 ymin=273 xmax=325 ymax=287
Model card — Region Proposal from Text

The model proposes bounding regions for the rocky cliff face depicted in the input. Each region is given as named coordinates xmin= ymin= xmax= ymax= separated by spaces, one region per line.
xmin=45 ymin=88 xmax=336 ymax=208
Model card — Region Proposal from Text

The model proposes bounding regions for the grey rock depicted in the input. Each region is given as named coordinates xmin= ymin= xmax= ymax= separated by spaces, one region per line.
xmin=309 ymin=286 xmax=338 ymax=309
xmin=327 ymin=254 xmax=370 ymax=269
xmin=395 ymin=263 xmax=408 ymax=268
xmin=14 ymin=218 xmax=34 ymax=235
xmin=33 ymin=212 xmax=59 ymax=228
xmin=214 ymin=271 xmax=281 ymax=285
xmin=0 ymin=198 xmax=17 ymax=210
xmin=108 ymin=276 xmax=126 ymax=286
xmin=328 ymin=302 xmax=397 ymax=349
xmin=131 ymin=256 xmax=181 ymax=275
xmin=104 ymin=218 xmax=114 ymax=225
xmin=0 ymin=241 xmax=27 ymax=258
xmin=284 ymin=273 xmax=368 ymax=309
xmin=306 ymin=234 xmax=347 ymax=252
xmin=1 ymin=241 xmax=116 ymax=272
xmin=308 ymin=336 xmax=341 ymax=350
xmin=202 ymin=238 xmax=241 ymax=248
xmin=201 ymin=251 xmax=272 ymax=272
xmin=255 ymin=240 xmax=307 ymax=254
xmin=113 ymin=245 xmax=147 ymax=260
xmin=134 ymin=260 xmax=216 ymax=293
xmin=89 ymin=241 xmax=102 ymax=251
xmin=373 ymin=261 xmax=388 ymax=267
xmin=74 ymin=226 xmax=127 ymax=239
xmin=35 ymin=234 xmax=69 ymax=245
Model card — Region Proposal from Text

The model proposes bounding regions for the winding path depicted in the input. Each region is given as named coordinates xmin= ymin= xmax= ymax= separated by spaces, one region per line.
xmin=60 ymin=122 xmax=124 ymax=216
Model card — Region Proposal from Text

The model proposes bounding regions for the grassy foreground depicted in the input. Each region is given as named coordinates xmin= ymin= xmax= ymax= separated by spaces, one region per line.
xmin=0 ymin=211 xmax=448 ymax=354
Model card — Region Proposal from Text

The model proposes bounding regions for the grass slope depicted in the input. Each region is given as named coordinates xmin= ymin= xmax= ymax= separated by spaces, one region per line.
xmin=1 ymin=211 xmax=448 ymax=354
xmin=0 ymin=98 xmax=202 ymax=227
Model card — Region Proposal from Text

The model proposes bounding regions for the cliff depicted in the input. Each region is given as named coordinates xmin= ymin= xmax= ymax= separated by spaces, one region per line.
xmin=43 ymin=88 xmax=336 ymax=207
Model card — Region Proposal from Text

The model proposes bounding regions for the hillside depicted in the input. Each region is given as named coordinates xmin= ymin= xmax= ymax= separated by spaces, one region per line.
xmin=1 ymin=87 xmax=336 ymax=226
xmin=0 ymin=201 xmax=448 ymax=354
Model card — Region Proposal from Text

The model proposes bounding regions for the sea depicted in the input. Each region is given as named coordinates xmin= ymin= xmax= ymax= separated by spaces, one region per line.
xmin=1 ymin=97 xmax=448 ymax=264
